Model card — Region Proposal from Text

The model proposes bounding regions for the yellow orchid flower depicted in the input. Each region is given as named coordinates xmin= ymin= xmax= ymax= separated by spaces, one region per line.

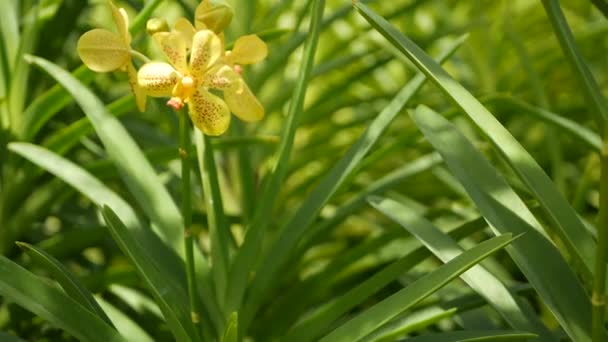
xmin=77 ymin=0 xmax=146 ymax=111
xmin=138 ymin=29 xmax=252 ymax=136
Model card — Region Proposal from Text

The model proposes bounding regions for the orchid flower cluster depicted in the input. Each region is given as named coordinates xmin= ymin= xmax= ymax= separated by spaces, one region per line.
xmin=77 ymin=0 xmax=267 ymax=136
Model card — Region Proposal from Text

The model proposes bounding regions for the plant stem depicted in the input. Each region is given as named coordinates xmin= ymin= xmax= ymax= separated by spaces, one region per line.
xmin=594 ymin=136 xmax=608 ymax=341
xmin=179 ymin=110 xmax=200 ymax=327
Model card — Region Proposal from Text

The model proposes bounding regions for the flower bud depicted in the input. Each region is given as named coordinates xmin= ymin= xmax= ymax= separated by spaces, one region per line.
xmin=146 ymin=18 xmax=169 ymax=35
xmin=195 ymin=0 xmax=234 ymax=33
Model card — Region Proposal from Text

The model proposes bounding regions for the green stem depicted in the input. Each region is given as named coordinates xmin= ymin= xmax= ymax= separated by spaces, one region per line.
xmin=594 ymin=138 xmax=608 ymax=341
xmin=179 ymin=111 xmax=200 ymax=328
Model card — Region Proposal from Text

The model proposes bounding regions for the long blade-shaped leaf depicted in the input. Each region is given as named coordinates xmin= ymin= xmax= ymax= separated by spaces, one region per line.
xmin=353 ymin=0 xmax=596 ymax=284
xmin=102 ymin=206 xmax=200 ymax=342
xmin=225 ymin=0 xmax=327 ymax=317
xmin=410 ymin=105 xmax=597 ymax=341
xmin=241 ymin=33 xmax=468 ymax=326
xmin=16 ymin=242 xmax=112 ymax=326
xmin=25 ymin=55 xmax=183 ymax=254
xmin=0 ymin=255 xmax=126 ymax=342
xmin=369 ymin=197 xmax=556 ymax=341
xmin=402 ymin=331 xmax=538 ymax=342
xmin=319 ymin=234 xmax=517 ymax=342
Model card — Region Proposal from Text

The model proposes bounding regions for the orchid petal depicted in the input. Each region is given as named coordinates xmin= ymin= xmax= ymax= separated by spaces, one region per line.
xmin=174 ymin=17 xmax=196 ymax=50
xmin=153 ymin=32 xmax=188 ymax=74
xmin=225 ymin=77 xmax=264 ymax=122
xmin=201 ymin=64 xmax=237 ymax=90
xmin=190 ymin=30 xmax=222 ymax=79
xmin=77 ymin=29 xmax=130 ymax=72
xmin=188 ymin=88 xmax=230 ymax=136
xmin=137 ymin=62 xmax=179 ymax=97
xmin=127 ymin=63 xmax=147 ymax=112
xmin=109 ymin=0 xmax=131 ymax=45
xmin=228 ymin=35 xmax=268 ymax=65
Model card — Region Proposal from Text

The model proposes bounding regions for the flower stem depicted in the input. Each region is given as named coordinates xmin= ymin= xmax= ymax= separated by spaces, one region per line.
xmin=179 ymin=110 xmax=200 ymax=327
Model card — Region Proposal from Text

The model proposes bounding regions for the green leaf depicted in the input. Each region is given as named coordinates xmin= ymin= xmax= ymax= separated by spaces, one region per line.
xmin=284 ymin=217 xmax=488 ymax=342
xmin=540 ymin=0 xmax=608 ymax=127
xmin=368 ymin=197 xmax=556 ymax=341
xmin=21 ymin=65 xmax=95 ymax=140
xmin=225 ymin=0 xmax=327 ymax=318
xmin=241 ymin=33 xmax=468 ymax=327
xmin=401 ymin=330 xmax=538 ymax=342
xmin=318 ymin=234 xmax=518 ymax=342
xmin=353 ymin=0 xmax=596 ymax=297
xmin=484 ymin=95 xmax=601 ymax=152
xmin=222 ymin=312 xmax=238 ymax=342
xmin=16 ymin=242 xmax=113 ymax=326
xmin=0 ymin=255 xmax=126 ymax=342
xmin=102 ymin=206 xmax=200 ymax=342
xmin=7 ymin=142 xmax=189 ymax=316
xmin=410 ymin=105 xmax=596 ymax=341
xmin=96 ymin=297 xmax=155 ymax=342
xmin=25 ymin=55 xmax=183 ymax=254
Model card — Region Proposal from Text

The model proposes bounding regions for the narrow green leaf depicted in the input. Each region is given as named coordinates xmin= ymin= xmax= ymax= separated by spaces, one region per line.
xmin=284 ymin=217 xmax=488 ymax=342
xmin=242 ymin=35 xmax=467 ymax=324
xmin=225 ymin=0 xmax=327 ymax=317
xmin=25 ymin=55 xmax=183 ymax=253
xmin=541 ymin=0 xmax=608 ymax=128
xmin=484 ymin=95 xmax=601 ymax=152
xmin=354 ymin=0 xmax=596 ymax=292
xmin=16 ymin=242 xmax=113 ymax=326
xmin=0 ymin=255 xmax=126 ymax=342
xmin=319 ymin=234 xmax=517 ymax=342
xmin=410 ymin=105 xmax=596 ymax=341
xmin=368 ymin=197 xmax=556 ymax=341
xmin=402 ymin=331 xmax=538 ymax=342
xmin=21 ymin=65 xmax=95 ymax=140
xmin=102 ymin=206 xmax=200 ymax=342
xmin=96 ymin=297 xmax=155 ymax=342
xmin=222 ymin=312 xmax=238 ymax=342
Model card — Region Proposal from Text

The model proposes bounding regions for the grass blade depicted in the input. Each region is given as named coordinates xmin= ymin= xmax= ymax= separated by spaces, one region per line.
xmin=241 ymin=34 xmax=468 ymax=326
xmin=410 ymin=105 xmax=597 ymax=341
xmin=353 ymin=0 xmax=596 ymax=290
xmin=225 ymin=0 xmax=327 ymax=317
xmin=369 ymin=196 xmax=556 ymax=341
xmin=102 ymin=206 xmax=200 ymax=342
xmin=402 ymin=331 xmax=538 ymax=342
xmin=318 ymin=233 xmax=518 ymax=342
xmin=0 ymin=255 xmax=126 ymax=342
xmin=25 ymin=55 xmax=183 ymax=253
xmin=16 ymin=242 xmax=113 ymax=326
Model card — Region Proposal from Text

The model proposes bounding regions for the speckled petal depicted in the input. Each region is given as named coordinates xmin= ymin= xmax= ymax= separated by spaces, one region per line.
xmin=224 ymin=78 xmax=264 ymax=122
xmin=174 ymin=17 xmax=196 ymax=50
xmin=127 ymin=63 xmax=147 ymax=111
xmin=190 ymin=30 xmax=223 ymax=80
xmin=137 ymin=62 xmax=179 ymax=97
xmin=153 ymin=32 xmax=188 ymax=73
xmin=109 ymin=0 xmax=131 ymax=45
xmin=188 ymin=88 xmax=230 ymax=136
xmin=77 ymin=29 xmax=130 ymax=72
xmin=228 ymin=35 xmax=268 ymax=65
xmin=201 ymin=64 xmax=237 ymax=90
